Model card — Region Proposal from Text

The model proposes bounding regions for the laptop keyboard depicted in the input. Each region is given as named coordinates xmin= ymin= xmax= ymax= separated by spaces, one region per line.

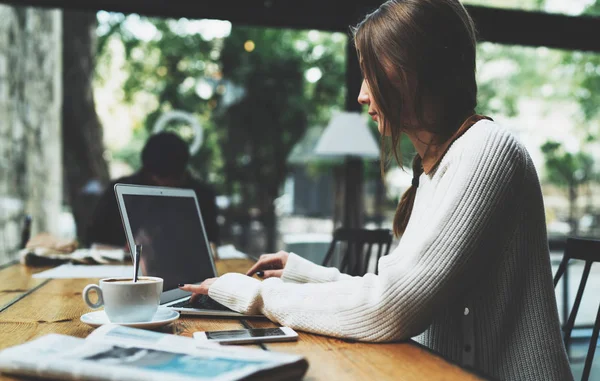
xmin=171 ymin=294 xmax=233 ymax=312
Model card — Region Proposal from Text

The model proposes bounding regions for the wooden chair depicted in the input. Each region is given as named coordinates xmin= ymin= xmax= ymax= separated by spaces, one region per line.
xmin=553 ymin=237 xmax=600 ymax=381
xmin=321 ymin=228 xmax=393 ymax=276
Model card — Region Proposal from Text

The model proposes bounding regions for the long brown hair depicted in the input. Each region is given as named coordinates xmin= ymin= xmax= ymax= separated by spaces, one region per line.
xmin=353 ymin=0 xmax=478 ymax=236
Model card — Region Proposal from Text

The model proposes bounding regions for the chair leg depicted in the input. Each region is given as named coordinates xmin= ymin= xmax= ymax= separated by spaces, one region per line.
xmin=581 ymin=303 xmax=600 ymax=381
xmin=564 ymin=261 xmax=593 ymax=358
xmin=321 ymin=241 xmax=338 ymax=267
xmin=554 ymin=255 xmax=569 ymax=288
xmin=564 ymin=264 xmax=570 ymax=357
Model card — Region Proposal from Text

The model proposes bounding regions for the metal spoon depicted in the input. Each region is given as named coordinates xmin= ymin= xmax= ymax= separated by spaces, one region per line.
xmin=133 ymin=244 xmax=142 ymax=283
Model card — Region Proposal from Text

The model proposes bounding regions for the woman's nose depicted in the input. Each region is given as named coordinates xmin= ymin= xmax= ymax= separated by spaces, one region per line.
xmin=357 ymin=81 xmax=370 ymax=105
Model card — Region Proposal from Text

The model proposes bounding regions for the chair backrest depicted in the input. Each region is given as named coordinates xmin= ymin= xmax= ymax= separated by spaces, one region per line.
xmin=554 ymin=237 xmax=600 ymax=291
xmin=321 ymin=228 xmax=393 ymax=276
xmin=553 ymin=237 xmax=600 ymax=381
xmin=20 ymin=215 xmax=32 ymax=249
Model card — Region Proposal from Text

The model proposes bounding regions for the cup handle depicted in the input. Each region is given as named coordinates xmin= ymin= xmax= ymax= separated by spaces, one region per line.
xmin=83 ymin=284 xmax=104 ymax=309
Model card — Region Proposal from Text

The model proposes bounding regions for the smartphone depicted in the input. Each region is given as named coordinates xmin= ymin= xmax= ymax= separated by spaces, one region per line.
xmin=193 ymin=327 xmax=298 ymax=345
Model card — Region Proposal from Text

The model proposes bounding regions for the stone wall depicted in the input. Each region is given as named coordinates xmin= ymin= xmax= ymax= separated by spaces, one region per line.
xmin=0 ymin=5 xmax=62 ymax=264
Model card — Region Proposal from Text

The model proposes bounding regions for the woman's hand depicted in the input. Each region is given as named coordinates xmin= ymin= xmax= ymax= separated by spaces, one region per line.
xmin=246 ymin=251 xmax=290 ymax=279
xmin=178 ymin=278 xmax=217 ymax=301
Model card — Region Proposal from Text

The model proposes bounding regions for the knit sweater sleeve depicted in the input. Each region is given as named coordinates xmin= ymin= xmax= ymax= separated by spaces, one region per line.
xmin=280 ymin=252 xmax=354 ymax=283
xmin=209 ymin=127 xmax=526 ymax=342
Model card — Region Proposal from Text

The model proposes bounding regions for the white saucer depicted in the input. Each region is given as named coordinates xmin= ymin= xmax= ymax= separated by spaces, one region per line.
xmin=80 ymin=307 xmax=180 ymax=329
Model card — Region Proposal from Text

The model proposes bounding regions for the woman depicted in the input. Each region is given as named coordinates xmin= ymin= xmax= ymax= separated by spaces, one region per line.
xmin=180 ymin=1 xmax=573 ymax=379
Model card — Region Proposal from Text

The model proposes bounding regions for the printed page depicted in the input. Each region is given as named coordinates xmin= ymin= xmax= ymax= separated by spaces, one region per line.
xmin=32 ymin=264 xmax=131 ymax=279
xmin=90 ymin=325 xmax=301 ymax=362
xmin=0 ymin=332 xmax=305 ymax=381
xmin=88 ymin=324 xmax=202 ymax=352
xmin=89 ymin=326 xmax=308 ymax=380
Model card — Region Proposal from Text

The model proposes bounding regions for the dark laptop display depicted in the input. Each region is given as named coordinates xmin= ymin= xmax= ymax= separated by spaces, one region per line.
xmin=121 ymin=194 xmax=214 ymax=295
xmin=116 ymin=184 xmax=261 ymax=317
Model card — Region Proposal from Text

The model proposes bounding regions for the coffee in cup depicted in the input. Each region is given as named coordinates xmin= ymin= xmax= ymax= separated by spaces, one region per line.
xmin=83 ymin=276 xmax=163 ymax=323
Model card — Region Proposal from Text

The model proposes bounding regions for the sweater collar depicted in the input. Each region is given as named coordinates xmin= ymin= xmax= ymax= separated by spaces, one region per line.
xmin=421 ymin=114 xmax=493 ymax=175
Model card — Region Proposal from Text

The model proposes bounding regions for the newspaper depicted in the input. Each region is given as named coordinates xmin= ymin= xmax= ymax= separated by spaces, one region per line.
xmin=0 ymin=325 xmax=308 ymax=381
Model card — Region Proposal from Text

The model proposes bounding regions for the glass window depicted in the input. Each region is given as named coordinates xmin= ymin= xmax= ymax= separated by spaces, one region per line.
xmin=95 ymin=13 xmax=347 ymax=261
xmin=474 ymin=42 xmax=600 ymax=328
xmin=462 ymin=0 xmax=600 ymax=17
xmin=474 ymin=42 xmax=600 ymax=240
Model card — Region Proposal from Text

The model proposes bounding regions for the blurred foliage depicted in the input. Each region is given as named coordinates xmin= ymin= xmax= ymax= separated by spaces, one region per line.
xmin=541 ymin=139 xmax=597 ymax=233
xmin=212 ymin=26 xmax=345 ymax=212
xmin=541 ymin=141 xmax=595 ymax=187
xmin=473 ymin=0 xmax=600 ymax=214
xmin=95 ymin=0 xmax=600 ymax=221
xmin=97 ymin=16 xmax=220 ymax=182
xmin=110 ymin=126 xmax=149 ymax=171
xmin=96 ymin=16 xmax=345 ymax=217
xmin=463 ymin=0 xmax=594 ymax=14
xmin=538 ymin=0 xmax=600 ymax=232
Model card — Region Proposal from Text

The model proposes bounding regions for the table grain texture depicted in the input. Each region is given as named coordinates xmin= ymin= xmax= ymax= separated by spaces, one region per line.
xmin=0 ymin=258 xmax=485 ymax=381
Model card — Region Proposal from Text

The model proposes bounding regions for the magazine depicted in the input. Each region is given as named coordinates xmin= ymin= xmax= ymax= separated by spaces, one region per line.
xmin=0 ymin=325 xmax=308 ymax=381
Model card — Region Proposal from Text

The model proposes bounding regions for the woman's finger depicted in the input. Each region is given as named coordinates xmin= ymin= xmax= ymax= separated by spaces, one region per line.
xmin=245 ymin=262 xmax=262 ymax=276
xmin=261 ymin=269 xmax=284 ymax=279
xmin=178 ymin=278 xmax=217 ymax=302
xmin=178 ymin=283 xmax=208 ymax=294
xmin=246 ymin=254 xmax=275 ymax=275
xmin=246 ymin=255 xmax=279 ymax=276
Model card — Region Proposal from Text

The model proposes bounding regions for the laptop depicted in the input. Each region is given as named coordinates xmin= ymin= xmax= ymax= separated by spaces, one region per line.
xmin=114 ymin=183 xmax=263 ymax=318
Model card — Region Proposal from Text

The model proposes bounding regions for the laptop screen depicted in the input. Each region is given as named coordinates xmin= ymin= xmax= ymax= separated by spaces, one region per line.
xmin=121 ymin=193 xmax=216 ymax=295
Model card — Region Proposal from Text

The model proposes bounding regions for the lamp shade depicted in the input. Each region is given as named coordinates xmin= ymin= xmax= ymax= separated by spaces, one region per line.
xmin=287 ymin=126 xmax=341 ymax=164
xmin=314 ymin=111 xmax=380 ymax=158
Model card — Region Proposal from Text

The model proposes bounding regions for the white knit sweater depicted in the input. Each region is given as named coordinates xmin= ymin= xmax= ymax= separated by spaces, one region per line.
xmin=209 ymin=120 xmax=573 ymax=381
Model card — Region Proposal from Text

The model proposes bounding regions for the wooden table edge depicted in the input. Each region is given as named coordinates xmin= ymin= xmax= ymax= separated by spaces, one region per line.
xmin=0 ymin=259 xmax=494 ymax=381
xmin=410 ymin=339 xmax=496 ymax=381
xmin=0 ymin=261 xmax=54 ymax=313
xmin=0 ymin=279 xmax=51 ymax=314
xmin=0 ymin=260 xmax=19 ymax=272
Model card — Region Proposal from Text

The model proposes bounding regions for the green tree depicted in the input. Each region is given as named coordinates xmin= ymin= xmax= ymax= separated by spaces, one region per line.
xmin=214 ymin=27 xmax=345 ymax=251
xmin=96 ymin=17 xmax=346 ymax=251
xmin=472 ymin=0 xmax=600 ymax=238
xmin=95 ymin=1 xmax=600 ymax=244
xmin=541 ymin=140 xmax=596 ymax=234
xmin=564 ymin=0 xmax=600 ymax=132
xmin=64 ymin=10 xmax=110 ymax=244
xmin=97 ymin=17 xmax=221 ymax=182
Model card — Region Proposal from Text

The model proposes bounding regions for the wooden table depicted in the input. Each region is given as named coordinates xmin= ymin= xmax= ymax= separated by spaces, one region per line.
xmin=0 ymin=259 xmax=486 ymax=381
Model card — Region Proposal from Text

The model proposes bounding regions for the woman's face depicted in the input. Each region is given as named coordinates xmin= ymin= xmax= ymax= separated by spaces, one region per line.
xmin=358 ymin=79 xmax=390 ymax=136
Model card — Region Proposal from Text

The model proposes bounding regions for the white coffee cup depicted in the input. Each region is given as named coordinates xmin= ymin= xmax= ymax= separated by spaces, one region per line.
xmin=83 ymin=276 xmax=163 ymax=323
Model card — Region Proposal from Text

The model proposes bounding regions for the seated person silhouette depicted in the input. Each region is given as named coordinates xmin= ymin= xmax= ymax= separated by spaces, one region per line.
xmin=86 ymin=132 xmax=220 ymax=250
